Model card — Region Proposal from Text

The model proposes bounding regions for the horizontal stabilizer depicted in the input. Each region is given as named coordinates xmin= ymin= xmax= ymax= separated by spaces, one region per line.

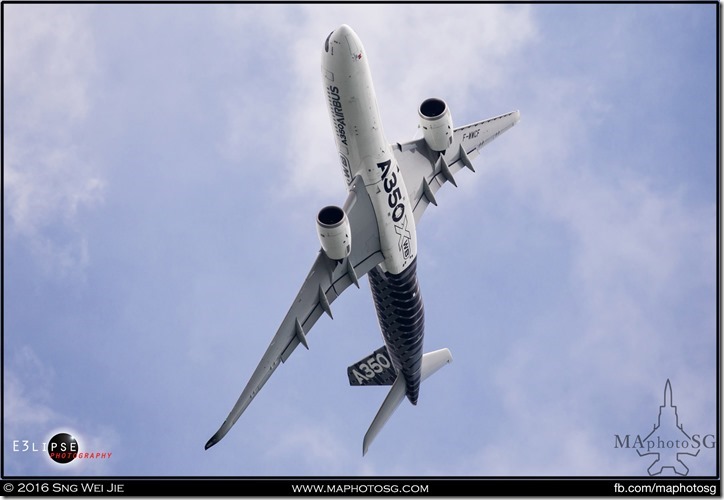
xmin=362 ymin=375 xmax=406 ymax=456
xmin=348 ymin=346 xmax=397 ymax=386
xmin=419 ymin=348 xmax=453 ymax=381
xmin=362 ymin=348 xmax=452 ymax=455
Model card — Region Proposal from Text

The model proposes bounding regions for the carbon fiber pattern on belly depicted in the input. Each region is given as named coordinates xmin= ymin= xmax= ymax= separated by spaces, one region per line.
xmin=368 ymin=258 xmax=424 ymax=404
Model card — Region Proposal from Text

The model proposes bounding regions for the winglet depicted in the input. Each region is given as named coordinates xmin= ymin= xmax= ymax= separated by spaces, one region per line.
xmin=205 ymin=419 xmax=230 ymax=450
xmin=205 ymin=434 xmax=219 ymax=450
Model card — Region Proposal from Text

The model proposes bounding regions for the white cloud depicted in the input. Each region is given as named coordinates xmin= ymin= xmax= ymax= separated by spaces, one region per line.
xmin=4 ymin=4 xmax=713 ymax=478
xmin=216 ymin=4 xmax=536 ymax=202
xmin=455 ymin=65 xmax=715 ymax=481
xmin=205 ymin=5 xmax=715 ymax=476
xmin=4 ymin=5 xmax=104 ymax=276
xmin=5 ymin=346 xmax=120 ymax=475
xmin=394 ymin=5 xmax=716 ymax=476
xmin=5 ymin=347 xmax=57 ymax=435
xmin=265 ymin=421 xmax=349 ymax=473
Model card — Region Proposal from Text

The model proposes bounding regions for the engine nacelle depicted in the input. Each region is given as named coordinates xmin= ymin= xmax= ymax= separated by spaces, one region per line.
xmin=316 ymin=205 xmax=351 ymax=261
xmin=418 ymin=98 xmax=453 ymax=152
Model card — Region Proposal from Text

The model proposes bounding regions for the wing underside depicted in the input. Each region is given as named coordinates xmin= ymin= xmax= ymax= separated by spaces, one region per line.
xmin=205 ymin=175 xmax=383 ymax=449
xmin=393 ymin=110 xmax=520 ymax=224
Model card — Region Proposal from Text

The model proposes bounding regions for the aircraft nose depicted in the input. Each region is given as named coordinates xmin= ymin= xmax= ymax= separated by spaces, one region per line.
xmin=336 ymin=24 xmax=354 ymax=38
xmin=324 ymin=24 xmax=363 ymax=59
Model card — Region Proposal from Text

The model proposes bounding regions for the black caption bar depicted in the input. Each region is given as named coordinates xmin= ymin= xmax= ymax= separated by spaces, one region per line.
xmin=0 ymin=478 xmax=721 ymax=496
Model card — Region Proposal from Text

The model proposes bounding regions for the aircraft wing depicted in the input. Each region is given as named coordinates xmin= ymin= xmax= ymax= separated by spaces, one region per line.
xmin=392 ymin=110 xmax=520 ymax=224
xmin=205 ymin=175 xmax=384 ymax=449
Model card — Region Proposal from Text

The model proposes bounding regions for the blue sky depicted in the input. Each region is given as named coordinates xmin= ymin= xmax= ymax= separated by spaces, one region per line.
xmin=4 ymin=3 xmax=717 ymax=477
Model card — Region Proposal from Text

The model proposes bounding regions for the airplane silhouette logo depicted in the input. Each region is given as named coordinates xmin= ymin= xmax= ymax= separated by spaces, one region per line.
xmin=637 ymin=380 xmax=699 ymax=476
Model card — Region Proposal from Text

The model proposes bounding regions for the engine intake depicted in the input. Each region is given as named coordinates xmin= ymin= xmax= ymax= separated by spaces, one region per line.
xmin=418 ymin=98 xmax=453 ymax=152
xmin=316 ymin=205 xmax=351 ymax=261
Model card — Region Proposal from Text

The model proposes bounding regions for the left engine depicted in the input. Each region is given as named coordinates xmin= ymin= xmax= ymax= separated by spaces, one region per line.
xmin=316 ymin=205 xmax=351 ymax=261
xmin=418 ymin=97 xmax=453 ymax=152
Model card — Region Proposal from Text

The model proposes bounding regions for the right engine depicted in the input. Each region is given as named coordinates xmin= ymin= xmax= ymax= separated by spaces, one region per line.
xmin=316 ymin=205 xmax=351 ymax=261
xmin=418 ymin=97 xmax=453 ymax=152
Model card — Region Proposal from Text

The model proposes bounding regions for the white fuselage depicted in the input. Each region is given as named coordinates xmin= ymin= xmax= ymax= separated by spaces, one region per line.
xmin=321 ymin=25 xmax=417 ymax=275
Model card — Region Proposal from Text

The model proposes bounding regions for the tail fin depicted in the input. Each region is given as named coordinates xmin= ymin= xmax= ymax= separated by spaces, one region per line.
xmin=347 ymin=346 xmax=396 ymax=386
xmin=362 ymin=348 xmax=452 ymax=455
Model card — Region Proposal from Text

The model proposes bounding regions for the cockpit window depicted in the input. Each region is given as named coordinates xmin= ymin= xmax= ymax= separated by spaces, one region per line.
xmin=325 ymin=31 xmax=333 ymax=53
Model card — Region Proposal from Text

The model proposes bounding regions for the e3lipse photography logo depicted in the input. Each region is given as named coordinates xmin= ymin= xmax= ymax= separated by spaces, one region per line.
xmin=12 ymin=431 xmax=112 ymax=465
xmin=48 ymin=433 xmax=78 ymax=464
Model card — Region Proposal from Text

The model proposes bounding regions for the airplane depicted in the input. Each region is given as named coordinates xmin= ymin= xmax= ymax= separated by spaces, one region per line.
xmin=205 ymin=24 xmax=520 ymax=456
